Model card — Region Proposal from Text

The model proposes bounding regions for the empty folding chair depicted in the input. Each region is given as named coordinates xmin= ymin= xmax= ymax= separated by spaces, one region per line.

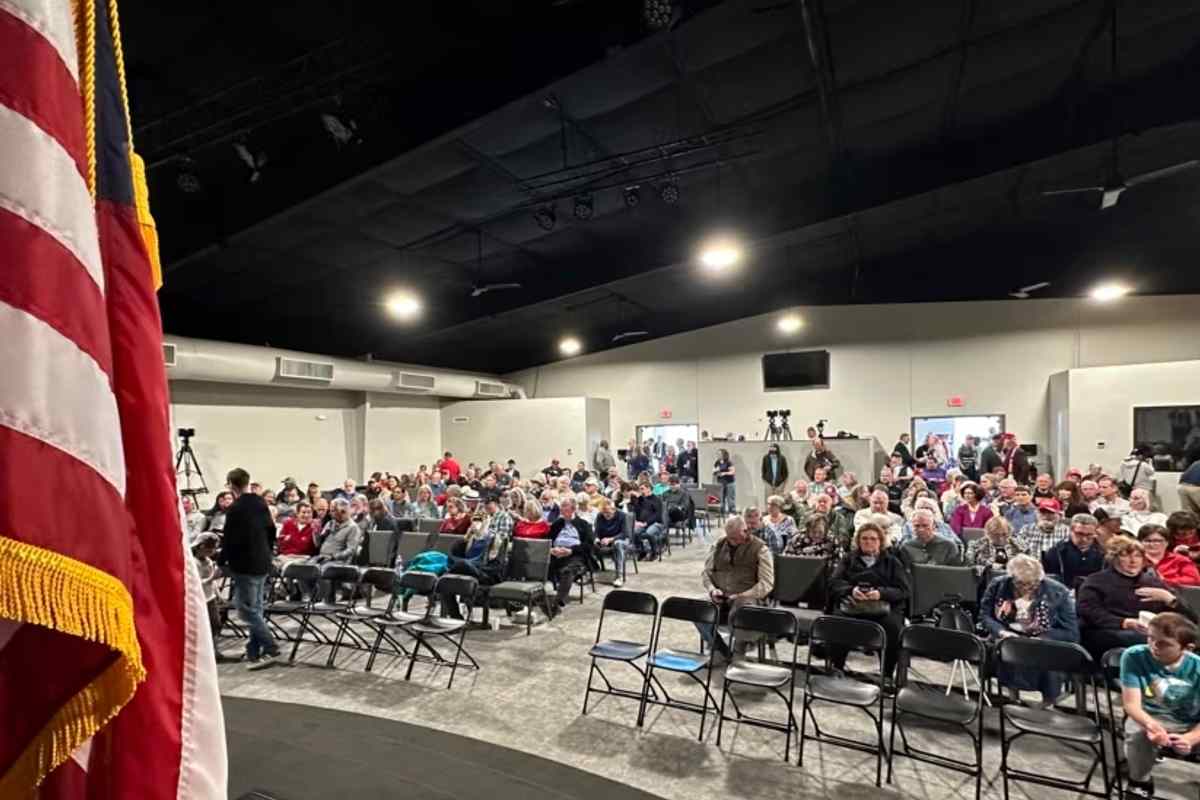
xmin=403 ymin=574 xmax=480 ymax=689
xmin=771 ymin=555 xmax=828 ymax=643
xmin=798 ymin=615 xmax=888 ymax=786
xmin=360 ymin=570 xmax=430 ymax=672
xmin=582 ymin=590 xmax=658 ymax=718
xmin=716 ymin=606 xmax=800 ymax=761
xmin=287 ymin=563 xmax=361 ymax=665
xmin=909 ymin=563 xmax=979 ymax=621
xmin=996 ymin=637 xmax=1111 ymax=799
xmin=264 ymin=562 xmax=322 ymax=644
xmin=887 ymin=624 xmax=987 ymax=800
xmin=637 ymin=597 xmax=721 ymax=741
xmin=327 ymin=567 xmax=402 ymax=669
xmin=488 ymin=538 xmax=553 ymax=636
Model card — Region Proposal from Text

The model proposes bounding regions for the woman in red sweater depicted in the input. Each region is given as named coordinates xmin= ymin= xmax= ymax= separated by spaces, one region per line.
xmin=439 ymin=498 xmax=471 ymax=535
xmin=513 ymin=499 xmax=551 ymax=539
xmin=949 ymin=483 xmax=993 ymax=536
xmin=276 ymin=502 xmax=319 ymax=558
xmin=1141 ymin=523 xmax=1200 ymax=586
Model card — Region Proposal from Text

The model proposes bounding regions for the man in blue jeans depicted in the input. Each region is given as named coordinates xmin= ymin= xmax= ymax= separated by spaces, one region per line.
xmin=218 ymin=467 xmax=281 ymax=670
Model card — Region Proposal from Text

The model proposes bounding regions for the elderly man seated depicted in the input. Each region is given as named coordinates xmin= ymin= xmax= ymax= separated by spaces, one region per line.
xmin=895 ymin=498 xmax=957 ymax=548
xmin=1017 ymin=500 xmax=1072 ymax=556
xmin=855 ymin=489 xmax=903 ymax=541
xmin=898 ymin=508 xmax=962 ymax=566
xmin=301 ymin=498 xmax=362 ymax=600
xmin=698 ymin=515 xmax=774 ymax=661
xmin=593 ymin=498 xmax=630 ymax=587
xmin=1121 ymin=488 xmax=1167 ymax=534
xmin=545 ymin=497 xmax=598 ymax=617
xmin=1091 ymin=476 xmax=1131 ymax=516
xmin=1040 ymin=512 xmax=1104 ymax=590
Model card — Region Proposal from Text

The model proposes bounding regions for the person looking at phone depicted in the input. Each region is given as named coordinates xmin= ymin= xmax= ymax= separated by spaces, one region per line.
xmin=697 ymin=515 xmax=774 ymax=661
xmin=1120 ymin=613 xmax=1200 ymax=799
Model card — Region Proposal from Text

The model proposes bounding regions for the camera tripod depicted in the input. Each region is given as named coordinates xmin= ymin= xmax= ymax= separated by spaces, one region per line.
xmin=766 ymin=415 xmax=794 ymax=441
xmin=175 ymin=436 xmax=208 ymax=500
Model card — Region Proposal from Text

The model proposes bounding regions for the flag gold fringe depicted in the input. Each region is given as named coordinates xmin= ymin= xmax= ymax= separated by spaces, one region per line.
xmin=0 ymin=535 xmax=145 ymax=796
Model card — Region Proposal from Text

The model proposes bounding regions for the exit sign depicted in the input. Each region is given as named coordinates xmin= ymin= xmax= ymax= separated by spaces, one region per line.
xmin=660 ymin=409 xmax=673 ymax=419
xmin=946 ymin=395 xmax=965 ymax=408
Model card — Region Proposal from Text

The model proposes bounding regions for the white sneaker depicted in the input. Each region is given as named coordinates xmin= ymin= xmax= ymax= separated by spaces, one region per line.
xmin=612 ymin=578 xmax=624 ymax=588
xmin=247 ymin=653 xmax=278 ymax=671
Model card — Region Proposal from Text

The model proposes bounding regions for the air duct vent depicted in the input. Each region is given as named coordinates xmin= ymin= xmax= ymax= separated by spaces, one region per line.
xmin=162 ymin=343 xmax=177 ymax=367
xmin=395 ymin=372 xmax=437 ymax=392
xmin=276 ymin=356 xmax=334 ymax=383
xmin=475 ymin=380 xmax=508 ymax=397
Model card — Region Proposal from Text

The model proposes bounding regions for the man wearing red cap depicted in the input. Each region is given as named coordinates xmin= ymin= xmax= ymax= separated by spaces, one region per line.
xmin=1018 ymin=498 xmax=1071 ymax=556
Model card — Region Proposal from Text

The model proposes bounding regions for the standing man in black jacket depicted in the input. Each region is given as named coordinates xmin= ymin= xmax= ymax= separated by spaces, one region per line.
xmin=761 ymin=443 xmax=790 ymax=507
xmin=218 ymin=467 xmax=281 ymax=669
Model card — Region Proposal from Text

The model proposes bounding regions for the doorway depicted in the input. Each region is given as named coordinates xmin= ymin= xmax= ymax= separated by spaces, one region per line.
xmin=911 ymin=414 xmax=1005 ymax=476
xmin=631 ymin=423 xmax=699 ymax=471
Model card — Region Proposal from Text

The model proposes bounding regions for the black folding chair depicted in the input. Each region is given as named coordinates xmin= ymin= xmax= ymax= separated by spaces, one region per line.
xmin=429 ymin=533 xmax=465 ymax=555
xmin=360 ymin=570 xmax=428 ymax=672
xmin=909 ymin=563 xmax=978 ymax=620
xmin=594 ymin=515 xmax=637 ymax=582
xmin=798 ymin=615 xmax=888 ymax=786
xmin=582 ymin=590 xmax=659 ymax=718
xmin=716 ymin=605 xmax=800 ymax=761
xmin=327 ymin=567 xmax=407 ymax=669
xmin=887 ymin=624 xmax=987 ymax=800
xmin=366 ymin=530 xmax=397 ymax=567
xmin=263 ymin=562 xmax=323 ymax=644
xmin=771 ymin=555 xmax=828 ymax=642
xmin=997 ymin=637 xmax=1110 ymax=799
xmin=487 ymin=538 xmax=553 ymax=636
xmin=403 ymin=574 xmax=479 ymax=688
xmin=288 ymin=563 xmax=362 ymax=665
xmin=687 ymin=488 xmax=712 ymax=537
xmin=638 ymin=597 xmax=721 ymax=741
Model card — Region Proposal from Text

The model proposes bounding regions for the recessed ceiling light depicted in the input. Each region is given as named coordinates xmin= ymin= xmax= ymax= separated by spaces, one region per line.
xmin=385 ymin=291 xmax=421 ymax=319
xmin=777 ymin=314 xmax=803 ymax=334
xmin=1089 ymin=282 xmax=1131 ymax=302
xmin=559 ymin=336 xmax=582 ymax=356
xmin=699 ymin=240 xmax=741 ymax=271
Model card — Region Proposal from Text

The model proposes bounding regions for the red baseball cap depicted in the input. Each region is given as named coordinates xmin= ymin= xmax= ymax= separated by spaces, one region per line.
xmin=1036 ymin=498 xmax=1062 ymax=514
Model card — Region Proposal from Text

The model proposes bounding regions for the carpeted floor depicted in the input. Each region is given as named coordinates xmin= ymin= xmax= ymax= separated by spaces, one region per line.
xmin=217 ymin=533 xmax=1200 ymax=800
xmin=225 ymin=696 xmax=663 ymax=799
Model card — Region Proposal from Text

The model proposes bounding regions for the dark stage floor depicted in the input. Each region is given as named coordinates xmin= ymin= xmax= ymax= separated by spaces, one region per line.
xmin=224 ymin=696 xmax=664 ymax=800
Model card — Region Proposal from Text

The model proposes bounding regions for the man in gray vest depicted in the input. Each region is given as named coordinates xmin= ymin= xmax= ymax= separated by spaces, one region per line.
xmin=698 ymin=515 xmax=775 ymax=660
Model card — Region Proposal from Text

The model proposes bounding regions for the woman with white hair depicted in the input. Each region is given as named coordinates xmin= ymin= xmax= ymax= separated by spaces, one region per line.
xmin=981 ymin=553 xmax=1079 ymax=704
xmin=1121 ymin=488 xmax=1167 ymax=534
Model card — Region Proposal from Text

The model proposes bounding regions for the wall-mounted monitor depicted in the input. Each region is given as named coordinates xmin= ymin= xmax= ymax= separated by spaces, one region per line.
xmin=762 ymin=350 xmax=830 ymax=391
xmin=1133 ymin=405 xmax=1200 ymax=472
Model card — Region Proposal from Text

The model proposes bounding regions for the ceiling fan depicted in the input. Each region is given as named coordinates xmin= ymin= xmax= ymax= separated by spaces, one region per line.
xmin=467 ymin=230 xmax=523 ymax=297
xmin=1009 ymin=282 xmax=1050 ymax=299
xmin=1041 ymin=6 xmax=1198 ymax=210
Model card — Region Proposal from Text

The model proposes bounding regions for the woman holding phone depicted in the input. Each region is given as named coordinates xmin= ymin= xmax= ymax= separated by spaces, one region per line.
xmin=826 ymin=522 xmax=911 ymax=682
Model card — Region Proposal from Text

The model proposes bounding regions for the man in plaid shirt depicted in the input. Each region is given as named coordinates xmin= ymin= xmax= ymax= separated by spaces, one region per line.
xmin=1017 ymin=499 xmax=1072 ymax=556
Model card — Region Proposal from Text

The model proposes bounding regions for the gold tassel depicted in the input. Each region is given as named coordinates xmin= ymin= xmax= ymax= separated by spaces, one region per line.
xmin=0 ymin=536 xmax=146 ymax=796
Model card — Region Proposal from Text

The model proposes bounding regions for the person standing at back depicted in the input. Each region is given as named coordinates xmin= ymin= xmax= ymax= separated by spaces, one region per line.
xmin=761 ymin=443 xmax=789 ymax=506
xmin=218 ymin=467 xmax=281 ymax=670
xmin=1178 ymin=458 xmax=1200 ymax=517
xmin=893 ymin=433 xmax=916 ymax=468
xmin=593 ymin=439 xmax=616 ymax=475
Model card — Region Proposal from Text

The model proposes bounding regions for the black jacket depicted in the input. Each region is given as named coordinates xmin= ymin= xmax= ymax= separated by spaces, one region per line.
xmin=548 ymin=515 xmax=599 ymax=569
xmin=360 ymin=514 xmax=400 ymax=567
xmin=1077 ymin=567 xmax=1197 ymax=631
xmin=829 ymin=550 xmax=911 ymax=611
xmin=761 ymin=452 xmax=790 ymax=487
xmin=803 ymin=449 xmax=840 ymax=480
xmin=1005 ymin=447 xmax=1032 ymax=485
xmin=893 ymin=441 xmax=915 ymax=467
xmin=1041 ymin=539 xmax=1104 ymax=589
xmin=633 ymin=494 xmax=663 ymax=526
xmin=218 ymin=492 xmax=276 ymax=576
xmin=978 ymin=446 xmax=1002 ymax=476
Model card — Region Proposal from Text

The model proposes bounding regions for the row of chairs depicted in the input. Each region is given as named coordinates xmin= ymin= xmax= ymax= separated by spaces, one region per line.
xmin=582 ymin=590 xmax=1135 ymax=800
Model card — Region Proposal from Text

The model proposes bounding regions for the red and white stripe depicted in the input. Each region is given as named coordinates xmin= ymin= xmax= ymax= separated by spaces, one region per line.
xmin=0 ymin=0 xmax=226 ymax=796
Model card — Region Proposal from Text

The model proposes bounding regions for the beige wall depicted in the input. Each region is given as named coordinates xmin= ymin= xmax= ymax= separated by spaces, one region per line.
xmin=1066 ymin=359 xmax=1200 ymax=513
xmin=440 ymin=397 xmax=589 ymax=475
xmin=507 ymin=296 xmax=1200 ymax=469
xmin=363 ymin=393 xmax=443 ymax=476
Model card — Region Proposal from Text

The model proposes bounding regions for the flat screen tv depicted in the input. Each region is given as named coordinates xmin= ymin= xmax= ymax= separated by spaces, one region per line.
xmin=1133 ymin=405 xmax=1200 ymax=471
xmin=762 ymin=350 xmax=830 ymax=391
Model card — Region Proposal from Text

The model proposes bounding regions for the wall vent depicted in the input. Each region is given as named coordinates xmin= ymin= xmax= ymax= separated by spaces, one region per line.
xmin=276 ymin=356 xmax=334 ymax=383
xmin=475 ymin=380 xmax=508 ymax=397
xmin=451 ymin=416 xmax=470 ymax=424
xmin=162 ymin=342 xmax=177 ymax=367
xmin=395 ymin=372 xmax=437 ymax=392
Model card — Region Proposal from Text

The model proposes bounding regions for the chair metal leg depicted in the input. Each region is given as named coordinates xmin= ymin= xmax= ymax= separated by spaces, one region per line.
xmin=582 ymin=659 xmax=596 ymax=716
xmin=716 ymin=678 xmax=729 ymax=746
xmin=445 ymin=627 xmax=467 ymax=690
xmin=326 ymin=615 xmax=350 ymax=668
xmin=797 ymin=693 xmax=810 ymax=766
xmin=887 ymin=708 xmax=899 ymax=784
xmin=288 ymin=612 xmax=311 ymax=663
xmin=636 ymin=663 xmax=654 ymax=728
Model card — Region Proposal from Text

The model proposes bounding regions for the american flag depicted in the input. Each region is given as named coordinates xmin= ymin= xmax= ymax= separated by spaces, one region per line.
xmin=0 ymin=0 xmax=225 ymax=796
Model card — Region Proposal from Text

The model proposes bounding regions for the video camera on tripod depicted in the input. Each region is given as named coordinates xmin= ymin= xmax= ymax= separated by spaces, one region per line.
xmin=765 ymin=409 xmax=794 ymax=441
xmin=175 ymin=427 xmax=208 ymax=499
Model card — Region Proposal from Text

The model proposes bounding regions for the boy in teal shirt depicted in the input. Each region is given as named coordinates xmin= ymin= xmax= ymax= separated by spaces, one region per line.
xmin=1120 ymin=612 xmax=1200 ymax=798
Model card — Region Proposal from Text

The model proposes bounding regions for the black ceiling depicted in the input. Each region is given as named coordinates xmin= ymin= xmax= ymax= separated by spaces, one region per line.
xmin=137 ymin=0 xmax=1200 ymax=374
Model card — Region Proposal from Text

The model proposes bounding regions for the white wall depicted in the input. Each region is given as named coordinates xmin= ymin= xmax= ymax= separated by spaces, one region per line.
xmin=170 ymin=381 xmax=363 ymax=491
xmin=1066 ymin=359 xmax=1200 ymax=512
xmin=441 ymin=397 xmax=589 ymax=475
xmin=363 ymin=393 xmax=443 ymax=476
xmin=508 ymin=296 xmax=1200 ymax=470
xmin=585 ymin=398 xmax=611 ymax=471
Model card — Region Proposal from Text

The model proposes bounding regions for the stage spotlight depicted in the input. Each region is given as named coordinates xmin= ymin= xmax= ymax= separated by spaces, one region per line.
xmin=644 ymin=0 xmax=679 ymax=30
xmin=660 ymin=181 xmax=679 ymax=205
xmin=623 ymin=186 xmax=641 ymax=208
xmin=385 ymin=291 xmax=421 ymax=320
xmin=175 ymin=159 xmax=201 ymax=193
xmin=533 ymin=205 xmax=557 ymax=231
xmin=699 ymin=239 xmax=741 ymax=271
xmin=1089 ymin=282 xmax=1131 ymax=302
xmin=573 ymin=195 xmax=594 ymax=221
xmin=559 ymin=336 xmax=582 ymax=356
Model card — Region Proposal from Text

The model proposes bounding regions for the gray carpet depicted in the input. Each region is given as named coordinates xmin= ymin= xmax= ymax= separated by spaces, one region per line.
xmin=225 ymin=696 xmax=663 ymax=800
